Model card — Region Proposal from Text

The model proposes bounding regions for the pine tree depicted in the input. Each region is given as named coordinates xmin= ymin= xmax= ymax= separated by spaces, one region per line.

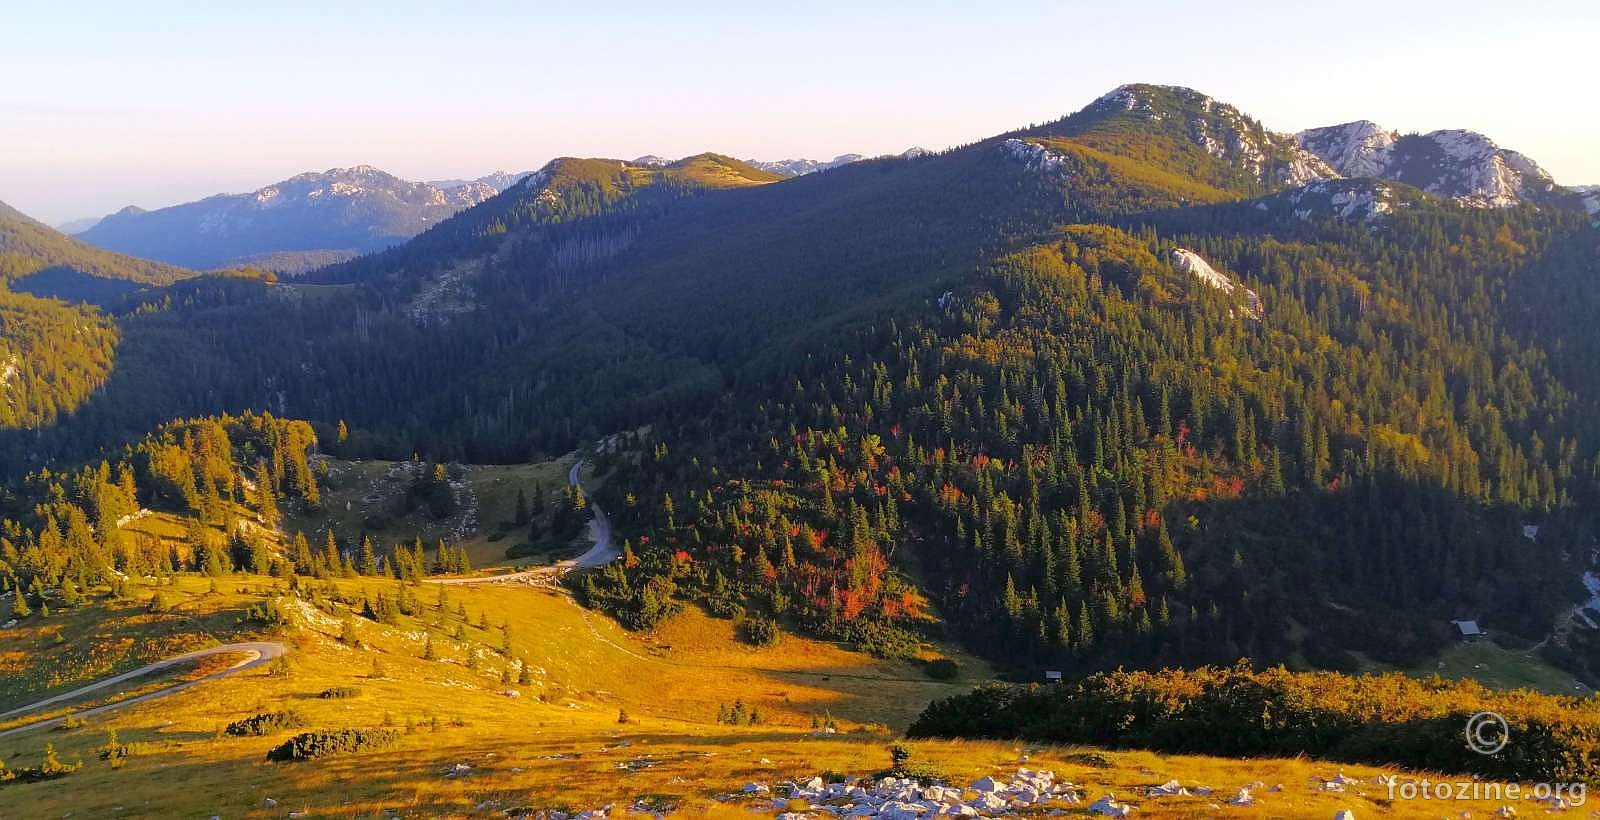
xmin=360 ymin=536 xmax=377 ymax=576
xmin=514 ymin=489 xmax=530 ymax=525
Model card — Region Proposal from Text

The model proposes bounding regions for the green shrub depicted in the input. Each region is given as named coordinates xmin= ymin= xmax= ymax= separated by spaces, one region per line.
xmin=907 ymin=664 xmax=1600 ymax=784
xmin=737 ymin=615 xmax=780 ymax=647
xmin=505 ymin=542 xmax=541 ymax=559
xmin=265 ymin=728 xmax=398 ymax=762
xmin=97 ymin=729 xmax=129 ymax=765
xmin=7 ymin=743 xmax=80 ymax=783
xmin=318 ymin=686 xmax=361 ymax=699
xmin=241 ymin=600 xmax=287 ymax=627
xmin=886 ymin=743 xmax=943 ymax=783
xmin=837 ymin=619 xmax=921 ymax=659
xmin=923 ymin=658 xmax=960 ymax=680
xmin=224 ymin=710 xmax=306 ymax=737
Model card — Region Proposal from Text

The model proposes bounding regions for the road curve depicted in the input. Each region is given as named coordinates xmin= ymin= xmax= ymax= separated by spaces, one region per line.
xmin=427 ymin=458 xmax=617 ymax=586
xmin=0 ymin=641 xmax=286 ymax=738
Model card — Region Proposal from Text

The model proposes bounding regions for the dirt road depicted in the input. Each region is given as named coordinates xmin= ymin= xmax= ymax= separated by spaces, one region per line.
xmin=0 ymin=641 xmax=286 ymax=738
xmin=427 ymin=458 xmax=617 ymax=585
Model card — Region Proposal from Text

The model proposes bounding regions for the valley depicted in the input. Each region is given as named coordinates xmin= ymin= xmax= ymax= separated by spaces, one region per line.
xmin=3 ymin=60 xmax=1600 ymax=817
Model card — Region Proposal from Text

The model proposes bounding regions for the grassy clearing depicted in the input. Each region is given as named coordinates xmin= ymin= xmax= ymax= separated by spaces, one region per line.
xmin=286 ymin=455 xmax=580 ymax=570
xmin=0 ymin=576 xmax=263 ymax=711
xmin=0 ymin=575 xmax=1587 ymax=818
xmin=1409 ymin=637 xmax=1586 ymax=696
xmin=0 ymin=652 xmax=245 ymax=733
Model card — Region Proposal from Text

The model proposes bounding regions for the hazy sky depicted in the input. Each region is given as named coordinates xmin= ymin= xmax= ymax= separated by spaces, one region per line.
xmin=3 ymin=0 xmax=1596 ymax=224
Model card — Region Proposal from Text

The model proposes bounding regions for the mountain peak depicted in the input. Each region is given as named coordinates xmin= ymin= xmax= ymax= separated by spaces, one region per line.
xmin=1296 ymin=121 xmax=1399 ymax=179
xmin=1092 ymin=82 xmax=1209 ymax=108
xmin=1297 ymin=121 xmax=1558 ymax=208
xmin=1042 ymin=84 xmax=1337 ymax=193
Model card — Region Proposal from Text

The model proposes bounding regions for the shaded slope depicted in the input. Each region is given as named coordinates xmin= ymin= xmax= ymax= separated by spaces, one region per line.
xmin=0 ymin=199 xmax=192 ymax=292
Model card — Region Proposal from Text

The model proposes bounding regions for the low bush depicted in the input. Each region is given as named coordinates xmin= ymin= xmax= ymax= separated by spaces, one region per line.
xmin=504 ymin=542 xmax=542 ymax=559
xmin=737 ymin=615 xmax=780 ymax=647
xmin=923 ymin=658 xmax=960 ymax=680
xmin=224 ymin=710 xmax=306 ymax=737
xmin=318 ymin=686 xmax=361 ymax=699
xmin=241 ymin=600 xmax=287 ymax=627
xmin=2 ymin=743 xmax=80 ymax=783
xmin=835 ymin=619 xmax=921 ymax=660
xmin=265 ymin=728 xmax=398 ymax=762
xmin=907 ymin=663 xmax=1600 ymax=784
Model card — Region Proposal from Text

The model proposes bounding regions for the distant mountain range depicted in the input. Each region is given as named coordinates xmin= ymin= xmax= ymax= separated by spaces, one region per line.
xmin=746 ymin=148 xmax=929 ymax=177
xmin=426 ymin=170 xmax=535 ymax=193
xmin=72 ymin=166 xmax=506 ymax=272
xmin=63 ymin=155 xmax=908 ymax=275
xmin=53 ymin=216 xmax=104 ymax=234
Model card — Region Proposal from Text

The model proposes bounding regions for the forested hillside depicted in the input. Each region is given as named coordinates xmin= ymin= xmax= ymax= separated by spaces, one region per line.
xmin=0 ymin=200 xmax=192 ymax=296
xmin=5 ymin=84 xmax=1598 ymax=682
xmin=0 ymin=288 xmax=118 ymax=429
xmin=0 ymin=412 xmax=320 ymax=599
xmin=580 ymin=203 xmax=1598 ymax=673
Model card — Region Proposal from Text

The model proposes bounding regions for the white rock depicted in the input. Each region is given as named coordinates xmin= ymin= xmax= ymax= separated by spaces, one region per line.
xmin=973 ymin=792 xmax=1009 ymax=812
xmin=1009 ymin=787 xmax=1042 ymax=806
xmin=970 ymin=776 xmax=1003 ymax=793
xmin=878 ymin=801 xmax=927 ymax=820
xmin=1333 ymin=811 xmax=1357 ymax=820
xmin=743 ymin=782 xmax=771 ymax=794
xmin=1088 ymin=794 xmax=1135 ymax=817
xmin=1228 ymin=787 xmax=1254 ymax=806
xmin=1147 ymin=780 xmax=1189 ymax=797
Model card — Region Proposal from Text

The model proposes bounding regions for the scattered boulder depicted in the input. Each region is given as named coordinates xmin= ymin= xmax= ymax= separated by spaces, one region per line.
xmin=1147 ymin=780 xmax=1189 ymax=797
xmin=1088 ymin=793 xmax=1135 ymax=817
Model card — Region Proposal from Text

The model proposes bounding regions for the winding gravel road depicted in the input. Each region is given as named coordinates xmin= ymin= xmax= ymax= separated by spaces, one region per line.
xmin=0 ymin=460 xmax=613 ymax=734
xmin=0 ymin=641 xmax=286 ymax=738
xmin=427 ymin=458 xmax=617 ymax=586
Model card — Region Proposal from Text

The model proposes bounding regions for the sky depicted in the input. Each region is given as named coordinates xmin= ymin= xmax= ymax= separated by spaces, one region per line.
xmin=2 ymin=0 xmax=1596 ymax=224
